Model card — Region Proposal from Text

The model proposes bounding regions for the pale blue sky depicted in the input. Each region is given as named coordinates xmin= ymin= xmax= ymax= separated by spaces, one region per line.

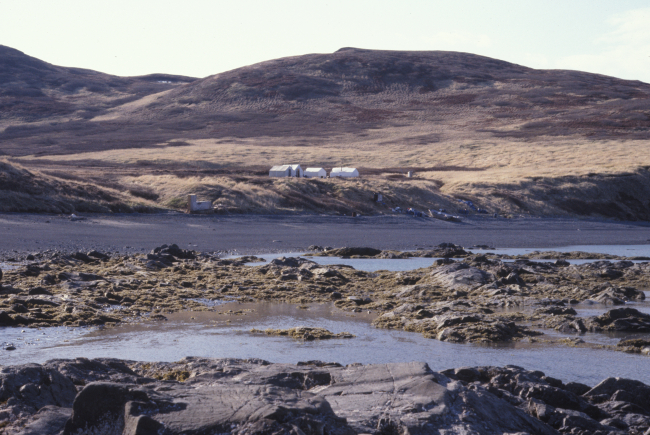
xmin=1 ymin=0 xmax=649 ymax=83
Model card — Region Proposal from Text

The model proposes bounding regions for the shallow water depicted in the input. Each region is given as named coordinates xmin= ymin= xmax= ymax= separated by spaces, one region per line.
xmin=2 ymin=302 xmax=648 ymax=386
xmin=244 ymin=252 xmax=443 ymax=272
xmin=572 ymin=296 xmax=650 ymax=318
xmin=239 ymin=249 xmax=650 ymax=273
xmin=485 ymin=244 xmax=650 ymax=257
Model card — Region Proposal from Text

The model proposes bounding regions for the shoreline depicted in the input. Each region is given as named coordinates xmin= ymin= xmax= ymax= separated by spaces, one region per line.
xmin=1 ymin=212 xmax=649 ymax=256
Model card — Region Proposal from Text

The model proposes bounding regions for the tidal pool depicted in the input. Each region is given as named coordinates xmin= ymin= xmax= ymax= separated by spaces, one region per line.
xmin=2 ymin=302 xmax=648 ymax=386
xmin=238 ymin=247 xmax=650 ymax=273
xmin=484 ymin=244 xmax=650 ymax=257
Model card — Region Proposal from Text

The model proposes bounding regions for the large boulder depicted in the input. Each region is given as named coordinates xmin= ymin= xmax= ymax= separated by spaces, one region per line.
xmin=318 ymin=362 xmax=556 ymax=434
xmin=151 ymin=243 xmax=196 ymax=260
xmin=585 ymin=308 xmax=650 ymax=332
xmin=323 ymin=247 xmax=382 ymax=257
xmin=0 ymin=364 xmax=78 ymax=413
xmin=585 ymin=377 xmax=650 ymax=414
xmin=430 ymin=263 xmax=495 ymax=290
xmin=3 ymin=358 xmax=649 ymax=435
xmin=63 ymin=381 xmax=352 ymax=435
xmin=12 ymin=405 xmax=72 ymax=435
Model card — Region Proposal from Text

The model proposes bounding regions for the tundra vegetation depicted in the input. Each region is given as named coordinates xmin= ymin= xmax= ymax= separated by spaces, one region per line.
xmin=1 ymin=46 xmax=650 ymax=219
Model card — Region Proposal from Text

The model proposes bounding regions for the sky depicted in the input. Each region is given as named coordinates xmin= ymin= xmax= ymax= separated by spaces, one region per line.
xmin=1 ymin=0 xmax=649 ymax=83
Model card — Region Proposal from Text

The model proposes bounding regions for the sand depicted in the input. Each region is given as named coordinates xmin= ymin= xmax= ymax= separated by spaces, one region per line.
xmin=1 ymin=213 xmax=649 ymax=256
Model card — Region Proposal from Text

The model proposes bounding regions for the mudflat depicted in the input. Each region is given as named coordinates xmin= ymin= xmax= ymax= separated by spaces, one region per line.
xmin=1 ymin=213 xmax=649 ymax=255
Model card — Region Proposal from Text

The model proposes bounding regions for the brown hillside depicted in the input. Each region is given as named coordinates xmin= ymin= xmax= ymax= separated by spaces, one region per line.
xmin=0 ymin=45 xmax=197 ymax=155
xmin=3 ymin=46 xmax=650 ymax=220
xmin=1 ymin=47 xmax=649 ymax=156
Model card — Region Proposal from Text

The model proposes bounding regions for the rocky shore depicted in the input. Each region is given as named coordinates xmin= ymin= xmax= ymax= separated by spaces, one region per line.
xmin=1 ymin=357 xmax=649 ymax=434
xmin=1 ymin=244 xmax=649 ymax=354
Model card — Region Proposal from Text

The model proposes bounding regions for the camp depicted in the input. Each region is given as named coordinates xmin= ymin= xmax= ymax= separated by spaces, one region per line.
xmin=304 ymin=167 xmax=326 ymax=178
xmin=269 ymin=165 xmax=292 ymax=177
xmin=330 ymin=167 xmax=359 ymax=178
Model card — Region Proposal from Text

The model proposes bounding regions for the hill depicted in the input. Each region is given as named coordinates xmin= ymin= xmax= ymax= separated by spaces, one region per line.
xmin=0 ymin=45 xmax=196 ymax=155
xmin=1 ymin=47 xmax=649 ymax=156
xmin=2 ymin=46 xmax=650 ymax=219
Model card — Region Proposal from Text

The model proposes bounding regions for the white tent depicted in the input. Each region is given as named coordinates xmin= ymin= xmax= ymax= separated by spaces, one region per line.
xmin=289 ymin=164 xmax=303 ymax=177
xmin=304 ymin=167 xmax=326 ymax=178
xmin=330 ymin=167 xmax=359 ymax=178
xmin=269 ymin=165 xmax=291 ymax=177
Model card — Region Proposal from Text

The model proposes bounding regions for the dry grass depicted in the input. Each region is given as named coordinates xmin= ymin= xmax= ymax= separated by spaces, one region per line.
xmin=116 ymin=173 xmax=454 ymax=215
xmin=0 ymin=159 xmax=160 ymax=213
xmin=19 ymin=134 xmax=650 ymax=178
xmin=12 ymin=132 xmax=650 ymax=219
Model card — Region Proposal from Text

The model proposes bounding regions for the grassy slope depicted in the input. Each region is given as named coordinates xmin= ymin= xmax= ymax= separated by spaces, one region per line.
xmin=0 ymin=160 xmax=159 ymax=213
xmin=2 ymin=46 xmax=650 ymax=219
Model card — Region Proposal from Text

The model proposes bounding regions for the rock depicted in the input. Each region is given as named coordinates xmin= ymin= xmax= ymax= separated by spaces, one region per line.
xmin=0 ymin=363 xmax=78 ymax=414
xmin=592 ymin=286 xmax=645 ymax=304
xmin=269 ymin=256 xmax=317 ymax=268
xmin=62 ymin=382 xmax=149 ymax=435
xmin=151 ymin=243 xmax=196 ymax=260
xmin=12 ymin=405 xmax=71 ymax=435
xmin=585 ymin=308 xmax=650 ymax=332
xmin=28 ymin=286 xmax=52 ymax=296
xmin=318 ymin=362 xmax=556 ymax=434
xmin=564 ymin=381 xmax=592 ymax=396
xmin=327 ymin=247 xmax=382 ymax=257
xmin=405 ymin=313 xmax=542 ymax=343
xmin=550 ymin=408 xmax=614 ymax=432
xmin=78 ymin=272 xmax=106 ymax=282
xmin=534 ymin=306 xmax=577 ymax=316
xmin=250 ymin=327 xmax=355 ymax=340
xmin=21 ymin=264 xmax=42 ymax=277
xmin=312 ymin=267 xmax=345 ymax=279
xmin=40 ymin=274 xmax=56 ymax=285
xmin=11 ymin=303 xmax=30 ymax=313
xmin=23 ymin=298 xmax=60 ymax=308
xmin=585 ymin=377 xmax=650 ymax=414
xmin=0 ymin=285 xmax=22 ymax=295
xmin=71 ymin=252 xmax=95 ymax=263
xmin=617 ymin=338 xmax=650 ymax=354
xmin=0 ymin=310 xmax=15 ymax=326
xmin=87 ymin=250 xmax=110 ymax=260
xmin=5 ymin=358 xmax=650 ymax=435
xmin=430 ymin=262 xmax=494 ymax=290
xmin=64 ymin=380 xmax=351 ymax=435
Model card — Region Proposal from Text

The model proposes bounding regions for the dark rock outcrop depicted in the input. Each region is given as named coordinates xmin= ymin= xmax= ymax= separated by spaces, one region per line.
xmin=4 ymin=358 xmax=645 ymax=434
xmin=585 ymin=308 xmax=650 ymax=332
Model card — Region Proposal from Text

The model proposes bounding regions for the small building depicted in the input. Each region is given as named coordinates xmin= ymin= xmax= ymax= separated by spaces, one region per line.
xmin=330 ymin=167 xmax=359 ymax=178
xmin=269 ymin=165 xmax=292 ymax=177
xmin=289 ymin=164 xmax=303 ymax=178
xmin=270 ymin=164 xmax=303 ymax=177
xmin=187 ymin=194 xmax=212 ymax=213
xmin=304 ymin=167 xmax=326 ymax=178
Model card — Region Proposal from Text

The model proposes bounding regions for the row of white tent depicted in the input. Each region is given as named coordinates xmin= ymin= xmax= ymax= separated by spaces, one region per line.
xmin=269 ymin=164 xmax=359 ymax=178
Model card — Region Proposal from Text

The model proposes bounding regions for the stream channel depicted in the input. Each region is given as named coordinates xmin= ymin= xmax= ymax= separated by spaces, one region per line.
xmin=2 ymin=244 xmax=650 ymax=387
